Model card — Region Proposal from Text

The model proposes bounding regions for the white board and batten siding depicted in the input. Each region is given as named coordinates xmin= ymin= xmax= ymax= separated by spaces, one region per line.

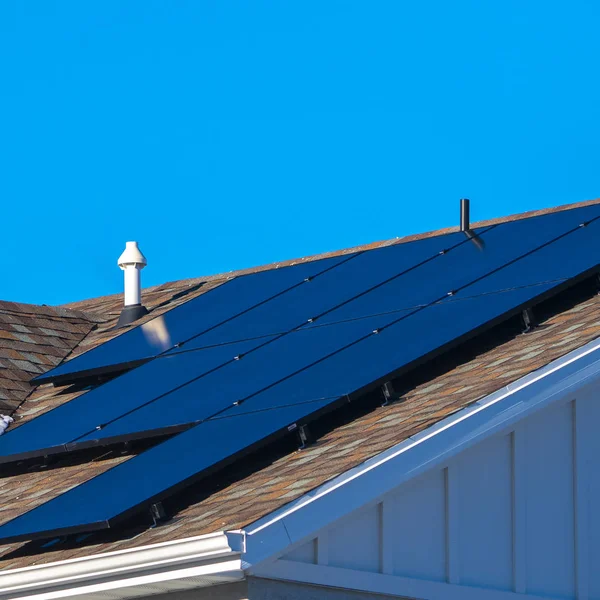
xmin=277 ymin=391 xmax=600 ymax=600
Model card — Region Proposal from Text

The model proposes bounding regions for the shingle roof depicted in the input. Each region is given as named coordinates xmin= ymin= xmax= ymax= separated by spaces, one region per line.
xmin=0 ymin=302 xmax=100 ymax=416
xmin=1 ymin=198 xmax=599 ymax=570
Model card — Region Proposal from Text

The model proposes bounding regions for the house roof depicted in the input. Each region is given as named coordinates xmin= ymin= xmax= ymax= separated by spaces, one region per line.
xmin=1 ymin=198 xmax=600 ymax=572
xmin=0 ymin=302 xmax=100 ymax=417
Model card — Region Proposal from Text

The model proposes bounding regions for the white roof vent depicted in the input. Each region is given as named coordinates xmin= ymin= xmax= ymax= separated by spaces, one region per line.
xmin=116 ymin=241 xmax=148 ymax=328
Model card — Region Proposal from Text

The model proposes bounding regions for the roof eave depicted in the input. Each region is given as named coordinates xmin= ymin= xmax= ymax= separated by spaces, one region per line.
xmin=0 ymin=531 xmax=245 ymax=600
xmin=243 ymin=334 xmax=600 ymax=571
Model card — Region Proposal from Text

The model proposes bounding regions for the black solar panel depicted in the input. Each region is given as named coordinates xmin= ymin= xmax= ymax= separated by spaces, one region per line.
xmin=1 ymin=204 xmax=599 ymax=543
xmin=0 ymin=401 xmax=334 ymax=544
xmin=31 ymin=253 xmax=355 ymax=386
xmin=0 ymin=338 xmax=269 ymax=462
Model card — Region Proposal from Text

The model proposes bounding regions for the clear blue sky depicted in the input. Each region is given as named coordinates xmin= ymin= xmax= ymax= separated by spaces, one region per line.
xmin=2 ymin=1 xmax=599 ymax=305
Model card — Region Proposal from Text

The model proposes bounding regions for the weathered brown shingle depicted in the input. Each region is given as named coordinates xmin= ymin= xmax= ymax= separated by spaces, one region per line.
xmin=0 ymin=301 xmax=100 ymax=415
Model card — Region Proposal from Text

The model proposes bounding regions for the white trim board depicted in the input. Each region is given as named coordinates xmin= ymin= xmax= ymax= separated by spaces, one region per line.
xmin=254 ymin=559 xmax=553 ymax=600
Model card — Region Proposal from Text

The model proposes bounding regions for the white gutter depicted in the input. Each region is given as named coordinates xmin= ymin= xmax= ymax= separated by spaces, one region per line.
xmin=0 ymin=531 xmax=245 ymax=600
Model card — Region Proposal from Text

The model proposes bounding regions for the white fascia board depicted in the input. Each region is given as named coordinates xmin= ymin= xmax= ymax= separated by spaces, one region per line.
xmin=0 ymin=531 xmax=245 ymax=600
xmin=254 ymin=559 xmax=552 ymax=600
xmin=244 ymin=336 xmax=600 ymax=569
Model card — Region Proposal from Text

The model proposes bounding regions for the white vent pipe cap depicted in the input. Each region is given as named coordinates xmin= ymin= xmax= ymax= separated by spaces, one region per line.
xmin=118 ymin=241 xmax=147 ymax=269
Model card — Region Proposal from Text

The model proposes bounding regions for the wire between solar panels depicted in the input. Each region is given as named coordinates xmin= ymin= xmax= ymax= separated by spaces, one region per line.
xmin=156 ymin=276 xmax=569 ymax=357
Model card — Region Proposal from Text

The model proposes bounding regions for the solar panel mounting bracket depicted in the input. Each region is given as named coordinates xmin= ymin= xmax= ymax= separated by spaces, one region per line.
xmin=521 ymin=307 xmax=536 ymax=334
xmin=381 ymin=380 xmax=403 ymax=407
xmin=150 ymin=502 xmax=168 ymax=527
xmin=289 ymin=423 xmax=312 ymax=450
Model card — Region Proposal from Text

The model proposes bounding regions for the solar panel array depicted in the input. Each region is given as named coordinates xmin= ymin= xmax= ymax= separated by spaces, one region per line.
xmin=1 ymin=205 xmax=599 ymax=543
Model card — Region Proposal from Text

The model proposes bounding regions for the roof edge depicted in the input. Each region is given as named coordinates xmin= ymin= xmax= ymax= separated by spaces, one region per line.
xmin=0 ymin=531 xmax=245 ymax=600
xmin=60 ymin=197 xmax=600 ymax=310
xmin=393 ymin=196 xmax=600 ymax=246
xmin=243 ymin=333 xmax=600 ymax=571
xmin=0 ymin=300 xmax=105 ymax=324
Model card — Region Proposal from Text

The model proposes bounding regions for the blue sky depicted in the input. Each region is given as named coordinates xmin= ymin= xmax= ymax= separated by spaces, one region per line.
xmin=2 ymin=1 xmax=599 ymax=305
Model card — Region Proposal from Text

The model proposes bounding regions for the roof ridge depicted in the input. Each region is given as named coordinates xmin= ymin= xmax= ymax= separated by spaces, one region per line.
xmin=0 ymin=300 xmax=105 ymax=324
xmin=60 ymin=197 xmax=600 ymax=311
xmin=392 ymin=196 xmax=600 ymax=245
